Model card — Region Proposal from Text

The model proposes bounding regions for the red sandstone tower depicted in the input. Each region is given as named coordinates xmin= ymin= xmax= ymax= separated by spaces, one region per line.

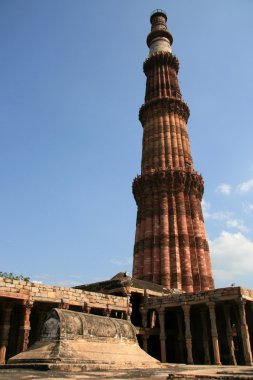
xmin=132 ymin=10 xmax=214 ymax=292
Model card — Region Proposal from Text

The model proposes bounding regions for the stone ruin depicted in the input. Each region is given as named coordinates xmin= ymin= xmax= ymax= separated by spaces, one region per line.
xmin=1 ymin=9 xmax=253 ymax=371
xmin=7 ymin=308 xmax=161 ymax=371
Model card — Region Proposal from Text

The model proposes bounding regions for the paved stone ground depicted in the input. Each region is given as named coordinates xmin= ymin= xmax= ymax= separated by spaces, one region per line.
xmin=1 ymin=365 xmax=253 ymax=379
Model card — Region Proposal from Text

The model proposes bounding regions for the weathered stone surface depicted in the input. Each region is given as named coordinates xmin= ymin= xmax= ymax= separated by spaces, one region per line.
xmin=2 ymin=364 xmax=253 ymax=379
xmin=7 ymin=309 xmax=161 ymax=371
xmin=0 ymin=278 xmax=128 ymax=311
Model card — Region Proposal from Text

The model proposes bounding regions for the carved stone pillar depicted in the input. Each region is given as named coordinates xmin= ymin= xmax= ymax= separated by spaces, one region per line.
xmin=121 ymin=310 xmax=129 ymax=320
xmin=139 ymin=304 xmax=148 ymax=328
xmin=150 ymin=310 xmax=157 ymax=329
xmin=17 ymin=301 xmax=33 ymax=353
xmin=237 ymin=299 xmax=253 ymax=366
xmin=58 ymin=300 xmax=69 ymax=310
xmin=103 ymin=307 xmax=111 ymax=317
xmin=126 ymin=294 xmax=132 ymax=321
xmin=200 ymin=309 xmax=211 ymax=364
xmin=207 ymin=302 xmax=221 ymax=365
xmin=223 ymin=304 xmax=237 ymax=365
xmin=158 ymin=308 xmax=166 ymax=363
xmin=139 ymin=304 xmax=150 ymax=353
xmin=182 ymin=303 xmax=193 ymax=364
xmin=0 ymin=303 xmax=13 ymax=364
xmin=82 ymin=302 xmax=91 ymax=314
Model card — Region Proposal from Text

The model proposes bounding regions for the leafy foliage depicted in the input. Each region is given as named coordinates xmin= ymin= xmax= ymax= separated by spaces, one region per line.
xmin=0 ymin=271 xmax=30 ymax=282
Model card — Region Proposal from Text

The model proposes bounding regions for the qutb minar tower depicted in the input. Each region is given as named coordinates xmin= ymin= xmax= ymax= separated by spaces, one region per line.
xmin=132 ymin=10 xmax=214 ymax=292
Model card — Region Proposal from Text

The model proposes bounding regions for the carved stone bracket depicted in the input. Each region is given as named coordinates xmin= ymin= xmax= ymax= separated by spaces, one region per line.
xmin=143 ymin=51 xmax=179 ymax=75
xmin=133 ymin=168 xmax=204 ymax=203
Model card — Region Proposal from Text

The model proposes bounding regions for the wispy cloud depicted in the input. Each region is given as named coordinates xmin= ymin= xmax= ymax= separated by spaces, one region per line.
xmin=238 ymin=178 xmax=253 ymax=193
xmin=202 ymin=199 xmax=211 ymax=215
xmin=210 ymin=231 xmax=253 ymax=285
xmin=242 ymin=202 xmax=253 ymax=213
xmin=53 ymin=279 xmax=81 ymax=287
xmin=32 ymin=274 xmax=85 ymax=287
xmin=202 ymin=199 xmax=249 ymax=233
xmin=110 ymin=256 xmax=132 ymax=267
xmin=202 ymin=199 xmax=232 ymax=221
xmin=216 ymin=183 xmax=231 ymax=195
xmin=226 ymin=218 xmax=249 ymax=233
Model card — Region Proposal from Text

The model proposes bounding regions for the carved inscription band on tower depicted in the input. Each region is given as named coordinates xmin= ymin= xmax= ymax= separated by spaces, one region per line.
xmin=132 ymin=10 xmax=214 ymax=292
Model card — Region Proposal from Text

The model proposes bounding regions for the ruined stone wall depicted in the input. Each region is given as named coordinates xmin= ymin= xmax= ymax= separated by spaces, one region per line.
xmin=0 ymin=277 xmax=129 ymax=364
xmin=0 ymin=277 xmax=128 ymax=311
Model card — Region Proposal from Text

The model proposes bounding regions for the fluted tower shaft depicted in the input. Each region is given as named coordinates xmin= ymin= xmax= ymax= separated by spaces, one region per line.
xmin=132 ymin=10 xmax=214 ymax=292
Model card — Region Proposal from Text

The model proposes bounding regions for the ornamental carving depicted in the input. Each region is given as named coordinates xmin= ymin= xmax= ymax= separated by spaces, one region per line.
xmin=139 ymin=97 xmax=190 ymax=124
xmin=143 ymin=51 xmax=179 ymax=75
xmin=40 ymin=308 xmax=136 ymax=342
xmin=132 ymin=168 xmax=204 ymax=204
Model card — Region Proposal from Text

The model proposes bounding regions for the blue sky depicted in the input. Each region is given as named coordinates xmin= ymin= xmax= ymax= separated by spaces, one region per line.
xmin=0 ymin=1 xmax=253 ymax=289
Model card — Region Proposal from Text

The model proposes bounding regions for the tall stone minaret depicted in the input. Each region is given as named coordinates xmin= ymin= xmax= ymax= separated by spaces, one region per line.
xmin=132 ymin=10 xmax=214 ymax=292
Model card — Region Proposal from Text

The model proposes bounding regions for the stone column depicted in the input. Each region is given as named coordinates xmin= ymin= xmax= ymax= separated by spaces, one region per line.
xmin=250 ymin=302 xmax=253 ymax=353
xmin=58 ymin=300 xmax=69 ymax=310
xmin=17 ymin=301 xmax=33 ymax=353
xmin=223 ymin=304 xmax=237 ymax=365
xmin=0 ymin=303 xmax=13 ymax=364
xmin=139 ymin=304 xmax=148 ymax=328
xmin=120 ymin=311 xmax=125 ymax=319
xmin=200 ymin=309 xmax=211 ymax=364
xmin=158 ymin=307 xmax=166 ymax=363
xmin=207 ymin=302 xmax=221 ymax=365
xmin=122 ymin=310 xmax=129 ymax=320
xmin=103 ymin=307 xmax=111 ymax=317
xmin=139 ymin=304 xmax=150 ymax=353
xmin=150 ymin=310 xmax=157 ymax=329
xmin=237 ymin=299 xmax=253 ymax=366
xmin=82 ymin=302 xmax=91 ymax=314
xmin=126 ymin=294 xmax=132 ymax=321
xmin=182 ymin=303 xmax=193 ymax=364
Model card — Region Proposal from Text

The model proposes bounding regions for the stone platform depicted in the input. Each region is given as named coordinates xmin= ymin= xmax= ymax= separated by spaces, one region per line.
xmin=1 ymin=365 xmax=253 ymax=379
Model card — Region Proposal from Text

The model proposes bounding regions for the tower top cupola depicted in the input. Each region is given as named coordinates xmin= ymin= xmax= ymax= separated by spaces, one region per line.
xmin=147 ymin=9 xmax=173 ymax=57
